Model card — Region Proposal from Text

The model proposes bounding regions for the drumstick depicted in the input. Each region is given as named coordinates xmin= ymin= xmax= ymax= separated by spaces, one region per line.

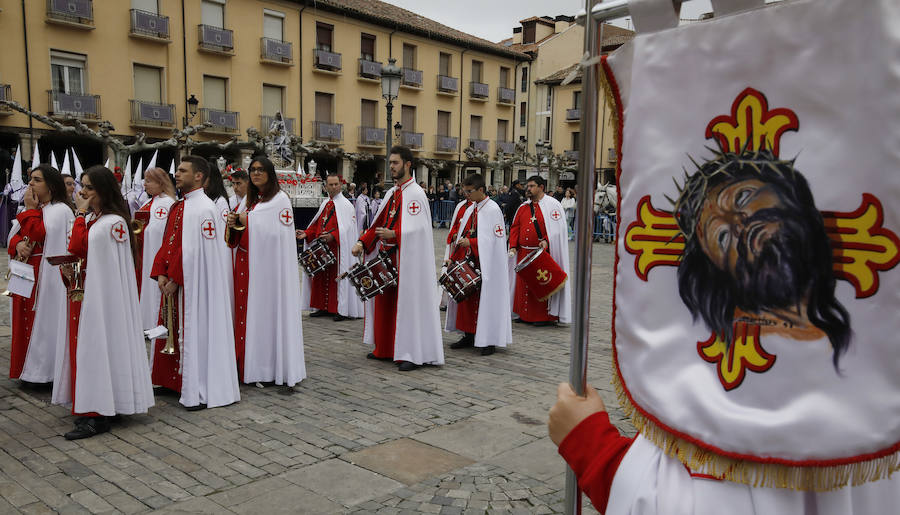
xmin=336 ymin=253 xmax=365 ymax=282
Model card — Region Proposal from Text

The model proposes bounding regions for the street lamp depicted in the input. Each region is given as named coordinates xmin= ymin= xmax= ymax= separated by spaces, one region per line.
xmin=394 ymin=121 xmax=403 ymax=142
xmin=183 ymin=94 xmax=199 ymax=127
xmin=381 ymin=57 xmax=401 ymax=182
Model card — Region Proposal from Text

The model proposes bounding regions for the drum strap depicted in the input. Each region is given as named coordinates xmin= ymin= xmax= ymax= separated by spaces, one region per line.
xmin=529 ymin=203 xmax=545 ymax=240
xmin=385 ymin=193 xmax=401 ymax=231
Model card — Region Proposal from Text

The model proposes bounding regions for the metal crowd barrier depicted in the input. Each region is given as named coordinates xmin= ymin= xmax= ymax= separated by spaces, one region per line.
xmin=431 ymin=200 xmax=454 ymax=227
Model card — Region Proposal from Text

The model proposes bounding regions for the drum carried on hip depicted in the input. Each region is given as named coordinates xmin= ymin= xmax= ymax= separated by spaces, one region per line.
xmin=439 ymin=259 xmax=481 ymax=303
xmin=344 ymin=250 xmax=398 ymax=301
xmin=514 ymin=247 xmax=567 ymax=302
xmin=299 ymin=238 xmax=337 ymax=277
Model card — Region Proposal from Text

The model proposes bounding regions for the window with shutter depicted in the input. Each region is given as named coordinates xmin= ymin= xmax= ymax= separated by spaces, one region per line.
xmin=500 ymin=67 xmax=509 ymax=88
xmin=133 ymin=64 xmax=162 ymax=103
xmin=402 ymin=44 xmax=416 ymax=68
xmin=201 ymin=0 xmax=224 ymax=28
xmin=497 ymin=120 xmax=508 ymax=142
xmin=316 ymin=23 xmax=333 ymax=51
xmin=262 ymin=85 xmax=283 ymax=116
xmin=439 ymin=53 xmax=451 ymax=76
xmin=263 ymin=13 xmax=283 ymax=40
xmin=470 ymin=116 xmax=482 ymax=139
xmin=203 ymin=75 xmax=227 ymax=110
xmin=361 ymin=34 xmax=375 ymax=61
xmin=131 ymin=0 xmax=158 ymax=14
xmin=361 ymin=100 xmax=377 ymax=127
xmin=471 ymin=61 xmax=483 ymax=83
xmin=401 ymin=105 xmax=416 ymax=132
xmin=315 ymin=92 xmax=333 ymax=123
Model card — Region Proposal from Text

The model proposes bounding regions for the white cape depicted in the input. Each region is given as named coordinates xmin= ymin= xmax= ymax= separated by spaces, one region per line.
xmin=72 ymin=214 xmax=154 ymax=415
xmin=139 ymin=195 xmax=176 ymax=330
xmin=23 ymin=203 xmax=73 ymax=383
xmin=181 ymin=190 xmax=240 ymax=408
xmin=507 ymin=195 xmax=572 ymax=323
xmin=355 ymin=194 xmax=374 ymax=235
xmin=362 ymin=180 xmax=444 ymax=365
xmin=301 ymin=192 xmax=365 ymax=318
xmin=244 ymin=191 xmax=306 ymax=386
xmin=445 ymin=198 xmax=512 ymax=348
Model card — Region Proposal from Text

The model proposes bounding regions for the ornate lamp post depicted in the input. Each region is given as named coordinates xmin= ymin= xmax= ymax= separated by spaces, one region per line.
xmin=183 ymin=94 xmax=199 ymax=128
xmin=393 ymin=121 xmax=403 ymax=143
xmin=381 ymin=58 xmax=401 ymax=182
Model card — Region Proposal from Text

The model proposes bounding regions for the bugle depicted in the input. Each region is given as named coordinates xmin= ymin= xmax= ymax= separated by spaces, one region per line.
xmin=160 ymin=293 xmax=177 ymax=355
xmin=224 ymin=207 xmax=245 ymax=243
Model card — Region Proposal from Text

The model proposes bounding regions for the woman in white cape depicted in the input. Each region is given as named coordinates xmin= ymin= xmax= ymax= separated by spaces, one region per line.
xmin=227 ymin=156 xmax=306 ymax=388
xmin=134 ymin=167 xmax=176 ymax=332
xmin=60 ymin=166 xmax=154 ymax=440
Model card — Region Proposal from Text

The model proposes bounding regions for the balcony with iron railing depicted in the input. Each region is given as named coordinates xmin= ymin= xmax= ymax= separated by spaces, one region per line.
xmin=470 ymin=82 xmax=489 ymax=101
xmin=498 ymin=87 xmax=515 ymax=105
xmin=358 ymin=59 xmax=382 ymax=80
xmin=130 ymin=100 xmax=175 ymax=128
xmin=198 ymin=25 xmax=234 ymax=55
xmin=435 ymin=135 xmax=458 ymax=154
xmin=48 ymin=90 xmax=101 ymax=120
xmin=469 ymin=139 xmax=489 ymax=153
xmin=314 ymin=49 xmax=342 ymax=72
xmin=199 ymin=108 xmax=239 ymax=133
xmin=260 ymin=38 xmax=292 ymax=65
xmin=565 ymin=150 xmax=580 ymax=162
xmin=312 ymin=121 xmax=343 ymax=143
xmin=497 ymin=141 xmax=516 ymax=155
xmin=401 ymin=68 xmax=423 ymax=88
xmin=437 ymin=75 xmax=458 ymax=94
xmin=358 ymin=126 xmax=386 ymax=147
xmin=566 ymin=108 xmax=581 ymax=121
xmin=400 ymin=131 xmax=423 ymax=150
xmin=46 ymin=0 xmax=94 ymax=28
xmin=129 ymin=9 xmax=169 ymax=41
xmin=260 ymin=115 xmax=295 ymax=136
xmin=0 ymin=85 xmax=11 ymax=115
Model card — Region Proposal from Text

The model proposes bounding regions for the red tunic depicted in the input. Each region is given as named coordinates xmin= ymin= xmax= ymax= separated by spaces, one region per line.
xmin=450 ymin=207 xmax=480 ymax=334
xmin=228 ymin=203 xmax=254 ymax=380
xmin=133 ymin=199 xmax=152 ymax=293
xmin=358 ymin=181 xmax=408 ymax=359
xmin=66 ymin=216 xmax=100 ymax=417
xmin=304 ymin=199 xmax=340 ymax=314
xmin=8 ymin=209 xmax=46 ymax=379
xmin=149 ymin=199 xmax=186 ymax=392
xmin=558 ymin=412 xmax=635 ymax=513
xmin=447 ymin=201 xmax=472 ymax=245
xmin=509 ymin=202 xmax=557 ymax=322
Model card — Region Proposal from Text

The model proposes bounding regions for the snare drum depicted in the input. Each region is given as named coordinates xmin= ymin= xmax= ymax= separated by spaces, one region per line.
xmin=346 ymin=251 xmax=399 ymax=301
xmin=439 ymin=260 xmax=482 ymax=303
xmin=299 ymin=238 xmax=337 ymax=277
xmin=514 ymin=247 xmax=567 ymax=302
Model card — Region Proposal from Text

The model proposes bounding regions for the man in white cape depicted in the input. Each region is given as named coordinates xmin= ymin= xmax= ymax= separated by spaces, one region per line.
xmin=355 ymin=183 xmax=374 ymax=235
xmin=352 ymin=146 xmax=443 ymax=372
xmin=299 ymin=174 xmax=364 ymax=321
xmin=150 ymin=156 xmax=239 ymax=410
xmin=444 ymin=174 xmax=511 ymax=356
xmin=507 ymin=175 xmax=571 ymax=325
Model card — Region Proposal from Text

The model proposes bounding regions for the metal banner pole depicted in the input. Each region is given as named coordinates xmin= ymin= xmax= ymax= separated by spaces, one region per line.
xmin=564 ymin=0 xmax=602 ymax=513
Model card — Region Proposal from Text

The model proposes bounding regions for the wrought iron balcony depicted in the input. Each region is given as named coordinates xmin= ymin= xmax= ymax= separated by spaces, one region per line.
xmin=0 ymin=85 xmax=11 ymax=115
xmin=358 ymin=59 xmax=382 ymax=79
xmin=314 ymin=49 xmax=342 ymax=71
xmin=199 ymin=108 xmax=239 ymax=133
xmin=48 ymin=90 xmax=101 ymax=120
xmin=498 ymin=87 xmax=515 ymax=104
xmin=358 ymin=126 xmax=386 ymax=146
xmin=130 ymin=9 xmax=169 ymax=40
xmin=401 ymin=68 xmax=423 ymax=88
xmin=198 ymin=25 xmax=234 ymax=54
xmin=260 ymin=115 xmax=295 ymax=136
xmin=261 ymin=38 xmax=292 ymax=65
xmin=400 ymin=131 xmax=423 ymax=150
xmin=566 ymin=108 xmax=581 ymax=121
xmin=313 ymin=121 xmax=343 ymax=142
xmin=470 ymin=82 xmax=489 ymax=100
xmin=468 ymin=139 xmax=489 ymax=153
xmin=46 ymin=0 xmax=93 ymax=27
xmin=435 ymin=135 xmax=458 ymax=153
xmin=565 ymin=150 xmax=580 ymax=162
xmin=497 ymin=141 xmax=515 ymax=155
xmin=130 ymin=100 xmax=175 ymax=128
xmin=437 ymin=75 xmax=458 ymax=94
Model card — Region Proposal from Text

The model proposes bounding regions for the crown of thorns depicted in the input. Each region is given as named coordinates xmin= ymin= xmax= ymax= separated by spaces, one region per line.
xmin=671 ymin=144 xmax=798 ymax=243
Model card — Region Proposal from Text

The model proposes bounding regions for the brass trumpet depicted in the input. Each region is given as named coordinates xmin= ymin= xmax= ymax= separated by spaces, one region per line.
xmin=46 ymin=254 xmax=85 ymax=301
xmin=130 ymin=219 xmax=146 ymax=235
xmin=224 ymin=208 xmax=246 ymax=244
xmin=160 ymin=293 xmax=177 ymax=355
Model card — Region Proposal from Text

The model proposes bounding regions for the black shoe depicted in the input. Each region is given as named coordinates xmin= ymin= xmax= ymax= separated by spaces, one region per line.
xmin=65 ymin=417 xmax=109 ymax=440
xmin=367 ymin=352 xmax=391 ymax=361
xmin=309 ymin=310 xmax=330 ymax=318
xmin=332 ymin=314 xmax=347 ymax=322
xmin=450 ymin=334 xmax=474 ymax=349
xmin=513 ymin=318 xmax=529 ymax=324
xmin=185 ymin=403 xmax=207 ymax=411
xmin=532 ymin=320 xmax=557 ymax=327
xmin=481 ymin=345 xmax=496 ymax=356
xmin=397 ymin=361 xmax=418 ymax=372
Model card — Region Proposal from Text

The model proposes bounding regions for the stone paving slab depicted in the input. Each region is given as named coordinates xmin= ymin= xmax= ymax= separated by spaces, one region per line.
xmin=281 ymin=458 xmax=404 ymax=508
xmin=411 ymin=419 xmax=537 ymax=462
xmin=343 ymin=438 xmax=475 ymax=486
xmin=485 ymin=437 xmax=566 ymax=482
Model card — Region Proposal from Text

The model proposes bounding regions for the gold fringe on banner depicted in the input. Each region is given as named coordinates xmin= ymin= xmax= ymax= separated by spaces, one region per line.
xmin=611 ymin=372 xmax=900 ymax=491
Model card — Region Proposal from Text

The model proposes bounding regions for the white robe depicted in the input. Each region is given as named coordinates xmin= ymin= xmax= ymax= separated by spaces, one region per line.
xmin=127 ymin=190 xmax=150 ymax=216
xmin=362 ymin=179 xmax=444 ymax=365
xmin=444 ymin=198 xmax=513 ymax=348
xmin=212 ymin=195 xmax=235 ymax=313
xmin=72 ymin=214 xmax=154 ymax=415
xmin=507 ymin=195 xmax=572 ymax=323
xmin=139 ymin=195 xmax=175 ymax=331
xmin=355 ymin=193 xmax=374 ymax=235
xmin=21 ymin=203 xmax=73 ymax=383
xmin=180 ymin=189 xmax=240 ymax=408
xmin=300 ymin=192 xmax=365 ymax=318
xmin=243 ymin=191 xmax=306 ymax=386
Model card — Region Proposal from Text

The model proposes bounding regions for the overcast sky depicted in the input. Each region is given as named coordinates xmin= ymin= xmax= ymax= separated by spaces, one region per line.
xmin=384 ymin=0 xmax=716 ymax=43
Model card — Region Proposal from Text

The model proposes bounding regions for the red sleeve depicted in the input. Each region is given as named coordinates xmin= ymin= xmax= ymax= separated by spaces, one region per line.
xmin=8 ymin=234 xmax=22 ymax=257
xmin=17 ymin=209 xmax=46 ymax=244
xmin=558 ymin=411 xmax=635 ymax=514
xmin=67 ymin=217 xmax=90 ymax=259
xmin=150 ymin=217 xmax=183 ymax=285
xmin=508 ymin=208 xmax=523 ymax=249
xmin=359 ymin=205 xmax=389 ymax=253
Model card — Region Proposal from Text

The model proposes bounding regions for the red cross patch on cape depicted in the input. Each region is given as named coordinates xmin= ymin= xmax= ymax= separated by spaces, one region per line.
xmin=550 ymin=209 xmax=562 ymax=221
xmin=494 ymin=224 xmax=505 ymax=238
xmin=201 ymin=218 xmax=216 ymax=239
xmin=279 ymin=208 xmax=293 ymax=226
xmin=111 ymin=221 xmax=128 ymax=243
xmin=407 ymin=200 xmax=422 ymax=216
xmin=153 ymin=206 xmax=169 ymax=220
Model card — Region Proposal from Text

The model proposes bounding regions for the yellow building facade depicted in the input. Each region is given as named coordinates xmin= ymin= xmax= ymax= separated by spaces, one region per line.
xmin=0 ymin=0 xmax=527 ymax=187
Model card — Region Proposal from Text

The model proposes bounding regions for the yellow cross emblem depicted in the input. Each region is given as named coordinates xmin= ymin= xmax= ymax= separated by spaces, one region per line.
xmin=536 ymin=269 xmax=550 ymax=282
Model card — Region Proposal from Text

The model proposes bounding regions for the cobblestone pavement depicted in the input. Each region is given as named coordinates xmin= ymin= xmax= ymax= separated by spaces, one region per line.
xmin=0 ymin=228 xmax=632 ymax=514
